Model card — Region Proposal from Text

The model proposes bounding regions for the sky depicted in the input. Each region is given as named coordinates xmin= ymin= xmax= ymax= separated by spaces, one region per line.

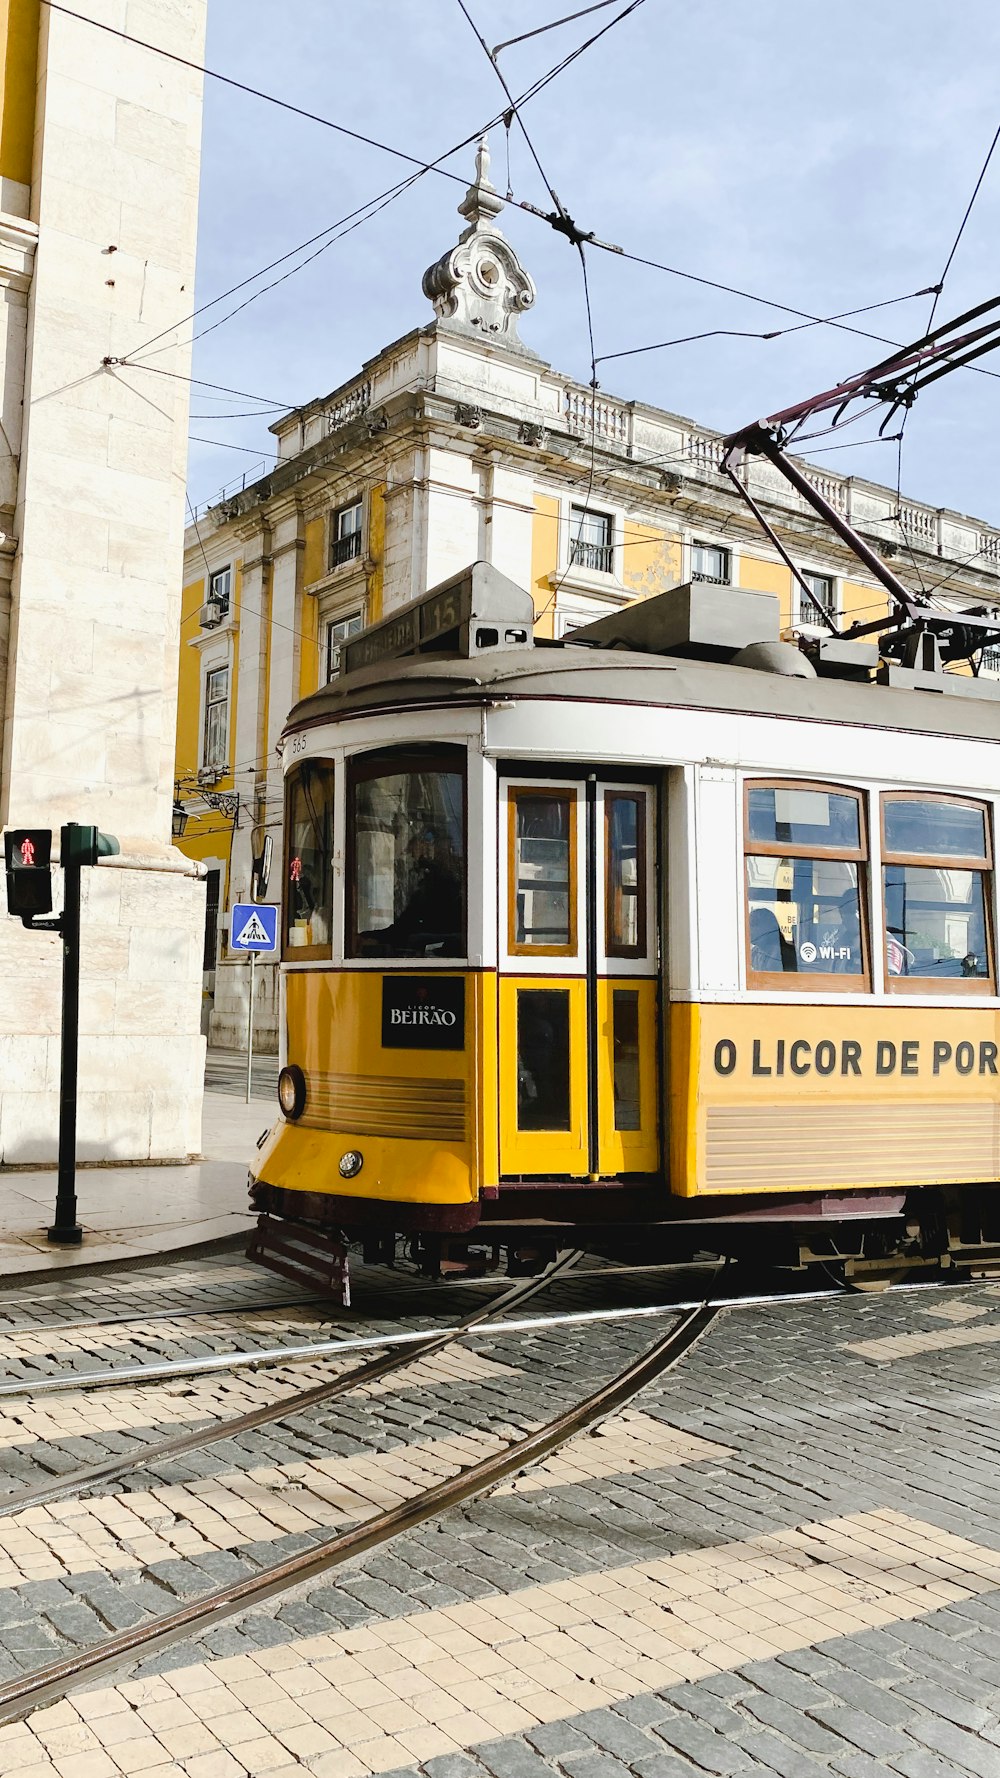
xmin=176 ymin=1 xmax=1000 ymax=532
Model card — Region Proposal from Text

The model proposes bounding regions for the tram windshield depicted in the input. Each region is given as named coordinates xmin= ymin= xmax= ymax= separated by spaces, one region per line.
xmin=283 ymin=760 xmax=335 ymax=957
xmin=349 ymin=750 xmax=465 ymax=958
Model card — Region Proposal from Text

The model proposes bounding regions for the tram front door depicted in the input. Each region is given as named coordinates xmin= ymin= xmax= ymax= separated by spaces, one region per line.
xmin=498 ymin=775 xmax=660 ymax=1178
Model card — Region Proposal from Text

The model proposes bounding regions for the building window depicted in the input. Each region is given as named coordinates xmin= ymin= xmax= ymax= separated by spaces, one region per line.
xmin=330 ymin=498 xmax=363 ymax=569
xmin=326 ymin=611 xmax=364 ymax=681
xmin=208 ymin=565 xmax=232 ymax=615
xmin=881 ymin=794 xmax=993 ymax=991
xmin=203 ymin=869 xmax=221 ymax=972
xmin=980 ymin=645 xmax=1000 ymax=677
xmin=799 ymin=571 xmax=836 ymax=624
xmin=202 ymin=665 xmax=229 ymax=771
xmin=692 ymin=540 xmax=731 ymax=585
xmin=744 ymin=780 xmax=869 ymax=987
xmin=569 ymin=506 xmax=614 ymax=575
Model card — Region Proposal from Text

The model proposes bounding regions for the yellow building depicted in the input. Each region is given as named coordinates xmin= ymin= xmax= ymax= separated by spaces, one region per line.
xmin=176 ymin=140 xmax=1000 ymax=1052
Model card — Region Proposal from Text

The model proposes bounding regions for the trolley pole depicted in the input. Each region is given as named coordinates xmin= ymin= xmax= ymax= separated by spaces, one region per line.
xmin=50 ymin=847 xmax=82 ymax=1244
xmin=246 ymin=950 xmax=255 ymax=1104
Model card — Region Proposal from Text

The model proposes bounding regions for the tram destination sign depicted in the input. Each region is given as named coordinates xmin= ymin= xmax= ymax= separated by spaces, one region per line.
xmin=381 ymin=975 xmax=465 ymax=1049
xmin=341 ymin=562 xmax=533 ymax=676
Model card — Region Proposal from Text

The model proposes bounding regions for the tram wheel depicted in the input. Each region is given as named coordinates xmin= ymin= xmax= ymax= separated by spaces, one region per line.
xmin=827 ymin=1261 xmax=910 ymax=1293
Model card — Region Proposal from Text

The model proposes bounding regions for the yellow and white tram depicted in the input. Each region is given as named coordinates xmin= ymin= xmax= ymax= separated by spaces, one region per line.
xmin=248 ymin=562 xmax=1000 ymax=1295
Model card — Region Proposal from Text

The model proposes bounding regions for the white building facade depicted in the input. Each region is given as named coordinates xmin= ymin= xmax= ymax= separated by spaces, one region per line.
xmin=0 ymin=0 xmax=208 ymax=1166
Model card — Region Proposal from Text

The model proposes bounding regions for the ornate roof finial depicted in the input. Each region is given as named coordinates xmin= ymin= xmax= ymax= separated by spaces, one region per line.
xmin=422 ymin=135 xmax=536 ymax=348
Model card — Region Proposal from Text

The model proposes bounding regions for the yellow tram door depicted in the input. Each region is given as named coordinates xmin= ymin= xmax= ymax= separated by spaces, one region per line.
xmin=498 ymin=777 xmax=660 ymax=1179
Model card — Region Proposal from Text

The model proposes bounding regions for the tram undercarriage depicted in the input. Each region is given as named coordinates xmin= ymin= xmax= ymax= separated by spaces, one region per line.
xmin=247 ymin=1180 xmax=1000 ymax=1302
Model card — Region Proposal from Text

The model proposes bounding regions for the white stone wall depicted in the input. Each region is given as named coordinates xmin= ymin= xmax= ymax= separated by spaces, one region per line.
xmin=0 ymin=0 xmax=209 ymax=1163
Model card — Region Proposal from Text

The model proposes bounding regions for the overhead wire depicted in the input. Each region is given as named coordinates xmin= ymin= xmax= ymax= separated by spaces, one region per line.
xmin=491 ymin=0 xmax=623 ymax=56
xmin=56 ymin=0 xmax=964 ymax=386
xmin=594 ymin=288 xmax=938 ymax=365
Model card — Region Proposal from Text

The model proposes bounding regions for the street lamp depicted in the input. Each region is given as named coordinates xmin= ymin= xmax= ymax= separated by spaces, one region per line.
xmin=172 ymin=798 xmax=189 ymax=840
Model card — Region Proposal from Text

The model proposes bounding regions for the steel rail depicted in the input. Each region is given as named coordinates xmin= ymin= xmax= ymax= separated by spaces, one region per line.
xmin=0 ymin=1292 xmax=328 ymax=1338
xmin=0 ymin=1250 xmax=585 ymax=1520
xmin=0 ymin=1258 xmax=718 ymax=1339
xmin=0 ymin=1301 xmax=719 ymax=1726
xmin=0 ymin=1272 xmax=959 ymax=1403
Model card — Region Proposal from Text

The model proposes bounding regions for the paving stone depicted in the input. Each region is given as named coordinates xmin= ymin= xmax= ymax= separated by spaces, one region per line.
xmin=631 ymin=1758 xmax=709 ymax=1778
xmin=725 ymin=1727 xmax=829 ymax=1778
xmin=423 ymin=1757 xmax=489 ymax=1778
xmin=891 ymin=1752 xmax=975 ymax=1778
xmin=524 ymin=1725 xmax=594 ymax=1757
xmin=477 ymin=1745 xmax=559 ymax=1778
xmin=568 ymin=1710 xmax=659 ymax=1762
xmin=807 ymin=1706 xmax=915 ymax=1761
xmin=819 ymin=1670 xmax=913 ymax=1727
xmin=558 ymin=1755 xmax=635 ymax=1778
xmin=891 ymin=1679 xmax=992 ymax=1732
xmin=612 ymin=1699 xmax=677 ymax=1730
xmin=651 ymin=1716 xmax=751 ymax=1775
xmin=738 ymin=1691 xmax=844 ymax=1755
xmin=903 ymin=1718 xmax=1000 ymax=1777
xmin=737 ymin=1662 xmax=831 ymax=1711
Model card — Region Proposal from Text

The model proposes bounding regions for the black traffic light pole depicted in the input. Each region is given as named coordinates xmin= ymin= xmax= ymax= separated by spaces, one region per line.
xmin=51 ymin=844 xmax=82 ymax=1243
xmin=4 ymin=820 xmax=119 ymax=1245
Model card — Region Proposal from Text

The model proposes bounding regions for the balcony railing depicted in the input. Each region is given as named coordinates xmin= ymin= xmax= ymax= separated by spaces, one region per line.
xmin=331 ymin=530 xmax=362 ymax=568
xmin=569 ymin=538 xmax=614 ymax=574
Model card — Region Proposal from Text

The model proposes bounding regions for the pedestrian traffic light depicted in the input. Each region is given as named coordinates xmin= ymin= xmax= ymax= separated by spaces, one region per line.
xmin=4 ymin=829 xmax=53 ymax=918
xmin=60 ymin=824 xmax=120 ymax=867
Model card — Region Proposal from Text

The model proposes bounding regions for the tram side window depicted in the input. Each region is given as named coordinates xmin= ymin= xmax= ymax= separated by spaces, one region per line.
xmin=881 ymin=795 xmax=993 ymax=988
xmin=348 ymin=750 xmax=466 ymax=959
xmin=283 ymin=761 xmax=335 ymax=959
xmin=510 ymin=787 xmax=577 ymax=954
xmin=744 ymin=782 xmax=868 ymax=986
xmin=605 ymin=792 xmax=646 ymax=958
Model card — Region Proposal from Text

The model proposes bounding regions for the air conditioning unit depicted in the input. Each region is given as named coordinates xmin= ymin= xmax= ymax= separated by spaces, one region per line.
xmin=199 ymin=598 xmax=225 ymax=630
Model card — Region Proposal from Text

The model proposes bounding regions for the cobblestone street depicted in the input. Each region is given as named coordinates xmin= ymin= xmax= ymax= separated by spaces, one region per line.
xmin=0 ymin=1259 xmax=999 ymax=1774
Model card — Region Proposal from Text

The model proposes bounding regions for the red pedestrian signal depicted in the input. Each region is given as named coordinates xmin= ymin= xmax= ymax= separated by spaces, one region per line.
xmin=4 ymin=828 xmax=53 ymax=919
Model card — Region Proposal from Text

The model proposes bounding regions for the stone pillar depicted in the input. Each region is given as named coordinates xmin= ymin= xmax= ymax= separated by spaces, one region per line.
xmin=0 ymin=0 xmax=209 ymax=1163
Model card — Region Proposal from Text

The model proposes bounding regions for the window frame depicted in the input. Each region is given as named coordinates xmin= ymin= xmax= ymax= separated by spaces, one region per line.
xmin=345 ymin=745 xmax=468 ymax=964
xmin=568 ymin=504 xmax=614 ymax=576
xmin=604 ymin=789 xmax=648 ymax=962
xmin=743 ymin=778 xmax=871 ymax=992
xmin=282 ymin=758 xmax=337 ymax=963
xmin=208 ymin=564 xmax=232 ymax=614
xmin=329 ymin=497 xmax=363 ymax=571
xmin=202 ymin=664 xmax=229 ymax=772
xmin=692 ymin=539 xmax=732 ymax=586
xmin=325 ymin=610 xmax=364 ymax=682
xmin=507 ymin=784 xmax=580 ymax=960
xmin=799 ymin=570 xmax=837 ymax=626
xmin=879 ymin=791 xmax=995 ymax=997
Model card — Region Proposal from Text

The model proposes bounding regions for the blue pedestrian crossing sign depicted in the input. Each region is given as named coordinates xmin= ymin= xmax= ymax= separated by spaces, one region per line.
xmin=230 ymin=902 xmax=278 ymax=953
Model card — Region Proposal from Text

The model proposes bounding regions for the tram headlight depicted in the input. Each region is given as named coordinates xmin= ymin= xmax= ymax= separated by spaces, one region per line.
xmin=278 ymin=1065 xmax=306 ymax=1121
xmin=339 ymin=1150 xmax=364 ymax=1179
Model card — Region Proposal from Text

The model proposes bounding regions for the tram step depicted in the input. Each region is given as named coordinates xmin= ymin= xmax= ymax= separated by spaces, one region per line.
xmin=246 ymin=1213 xmax=350 ymax=1306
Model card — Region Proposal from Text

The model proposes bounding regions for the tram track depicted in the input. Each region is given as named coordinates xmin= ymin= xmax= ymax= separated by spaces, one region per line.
xmin=0 ymin=1298 xmax=720 ymax=1726
xmin=0 ymin=1248 xmax=585 ymax=1519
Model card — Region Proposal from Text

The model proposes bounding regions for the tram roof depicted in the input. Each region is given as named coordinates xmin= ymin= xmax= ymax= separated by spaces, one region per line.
xmin=286 ymin=639 xmax=1000 ymax=747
